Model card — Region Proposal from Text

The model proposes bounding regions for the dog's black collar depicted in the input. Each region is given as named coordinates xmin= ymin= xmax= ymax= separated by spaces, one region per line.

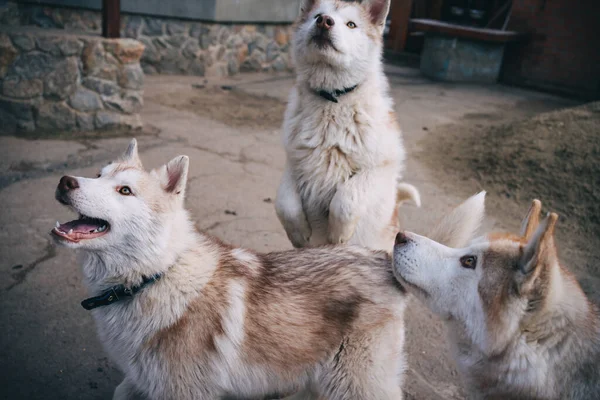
xmin=315 ymin=84 xmax=358 ymax=103
xmin=81 ymin=273 xmax=163 ymax=311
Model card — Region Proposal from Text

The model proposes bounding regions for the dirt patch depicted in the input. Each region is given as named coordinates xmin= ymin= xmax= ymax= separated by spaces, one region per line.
xmin=152 ymin=86 xmax=286 ymax=129
xmin=421 ymin=101 xmax=600 ymax=302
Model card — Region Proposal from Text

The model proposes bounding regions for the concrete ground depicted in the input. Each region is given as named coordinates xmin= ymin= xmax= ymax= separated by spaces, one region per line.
xmin=0 ymin=67 xmax=575 ymax=400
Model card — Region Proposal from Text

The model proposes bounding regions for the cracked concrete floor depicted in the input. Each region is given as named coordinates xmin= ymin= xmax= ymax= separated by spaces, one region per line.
xmin=0 ymin=68 xmax=576 ymax=400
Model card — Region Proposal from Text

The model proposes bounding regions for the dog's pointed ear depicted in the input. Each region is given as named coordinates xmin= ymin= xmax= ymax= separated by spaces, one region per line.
xmin=367 ymin=0 xmax=391 ymax=27
xmin=160 ymin=156 xmax=189 ymax=196
xmin=299 ymin=0 xmax=318 ymax=15
xmin=427 ymin=191 xmax=486 ymax=248
xmin=518 ymin=212 xmax=558 ymax=293
xmin=121 ymin=138 xmax=142 ymax=167
xmin=520 ymin=199 xmax=542 ymax=240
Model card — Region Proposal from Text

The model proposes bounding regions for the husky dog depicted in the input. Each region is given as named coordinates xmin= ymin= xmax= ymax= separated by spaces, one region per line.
xmin=276 ymin=0 xmax=420 ymax=251
xmin=52 ymin=139 xmax=421 ymax=400
xmin=393 ymin=198 xmax=600 ymax=400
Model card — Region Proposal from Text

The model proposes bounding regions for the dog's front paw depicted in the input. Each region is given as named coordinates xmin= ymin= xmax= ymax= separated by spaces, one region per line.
xmin=328 ymin=217 xmax=358 ymax=245
xmin=283 ymin=215 xmax=312 ymax=248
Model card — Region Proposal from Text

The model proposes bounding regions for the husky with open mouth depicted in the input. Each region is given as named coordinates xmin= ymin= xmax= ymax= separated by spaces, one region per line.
xmin=53 ymin=139 xmax=423 ymax=400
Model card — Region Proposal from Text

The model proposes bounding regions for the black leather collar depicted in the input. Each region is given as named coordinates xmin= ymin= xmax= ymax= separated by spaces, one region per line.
xmin=81 ymin=273 xmax=163 ymax=310
xmin=316 ymin=84 xmax=358 ymax=103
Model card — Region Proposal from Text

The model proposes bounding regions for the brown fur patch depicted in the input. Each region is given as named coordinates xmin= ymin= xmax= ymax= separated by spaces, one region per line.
xmin=241 ymin=248 xmax=396 ymax=371
xmin=486 ymin=232 xmax=526 ymax=245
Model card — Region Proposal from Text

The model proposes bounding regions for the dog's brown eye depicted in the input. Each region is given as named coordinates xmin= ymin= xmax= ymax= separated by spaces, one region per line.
xmin=460 ymin=255 xmax=477 ymax=269
xmin=347 ymin=21 xmax=357 ymax=29
xmin=118 ymin=186 xmax=132 ymax=196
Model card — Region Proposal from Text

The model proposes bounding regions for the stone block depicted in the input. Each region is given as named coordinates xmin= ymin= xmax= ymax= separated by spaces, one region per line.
xmin=190 ymin=23 xmax=209 ymax=41
xmin=142 ymin=64 xmax=158 ymax=75
xmin=271 ymin=56 xmax=287 ymax=72
xmin=36 ymin=36 xmax=62 ymax=55
xmin=0 ymin=108 xmax=17 ymax=134
xmin=0 ymin=33 xmax=18 ymax=77
xmin=82 ymin=41 xmax=105 ymax=75
xmin=166 ymin=34 xmax=188 ymax=48
xmin=96 ymin=111 xmax=142 ymax=130
xmin=8 ymin=51 xmax=55 ymax=80
xmin=189 ymin=58 xmax=206 ymax=76
xmin=275 ymin=28 xmax=289 ymax=46
xmin=124 ymin=16 xmax=143 ymax=38
xmin=103 ymin=91 xmax=143 ymax=114
xmin=2 ymin=76 xmax=43 ymax=99
xmin=37 ymin=101 xmax=77 ymax=131
xmin=104 ymin=39 xmax=145 ymax=64
xmin=266 ymin=41 xmax=280 ymax=62
xmin=0 ymin=97 xmax=35 ymax=121
xmin=140 ymin=37 xmax=160 ymax=63
xmin=69 ymin=87 xmax=104 ymax=112
xmin=167 ymin=21 xmax=187 ymax=35
xmin=10 ymin=34 xmax=36 ymax=51
xmin=83 ymin=77 xmax=120 ymax=96
xmin=44 ymin=57 xmax=79 ymax=99
xmin=59 ymin=38 xmax=84 ymax=56
xmin=118 ymin=64 xmax=144 ymax=90
xmin=95 ymin=110 xmax=121 ymax=129
xmin=17 ymin=120 xmax=36 ymax=133
xmin=182 ymin=39 xmax=201 ymax=59
xmin=76 ymin=112 xmax=96 ymax=131
xmin=143 ymin=18 xmax=164 ymax=36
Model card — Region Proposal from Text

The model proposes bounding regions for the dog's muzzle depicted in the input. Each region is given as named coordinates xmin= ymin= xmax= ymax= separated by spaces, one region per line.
xmin=55 ymin=175 xmax=79 ymax=205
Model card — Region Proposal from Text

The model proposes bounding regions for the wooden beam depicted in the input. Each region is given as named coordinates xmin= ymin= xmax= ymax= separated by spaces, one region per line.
xmin=410 ymin=19 xmax=528 ymax=43
xmin=102 ymin=0 xmax=121 ymax=38
xmin=386 ymin=0 xmax=414 ymax=52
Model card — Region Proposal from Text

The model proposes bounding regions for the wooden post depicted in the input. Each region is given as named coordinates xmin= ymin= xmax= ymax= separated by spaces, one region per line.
xmin=386 ymin=0 xmax=414 ymax=52
xmin=102 ymin=0 xmax=121 ymax=38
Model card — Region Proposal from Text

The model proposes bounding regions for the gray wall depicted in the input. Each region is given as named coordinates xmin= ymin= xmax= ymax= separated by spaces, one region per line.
xmin=215 ymin=0 xmax=300 ymax=23
xmin=16 ymin=0 xmax=300 ymax=22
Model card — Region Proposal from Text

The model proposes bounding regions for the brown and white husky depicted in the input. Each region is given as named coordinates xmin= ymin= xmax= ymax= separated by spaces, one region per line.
xmin=51 ymin=140 xmax=435 ymax=400
xmin=393 ymin=198 xmax=600 ymax=399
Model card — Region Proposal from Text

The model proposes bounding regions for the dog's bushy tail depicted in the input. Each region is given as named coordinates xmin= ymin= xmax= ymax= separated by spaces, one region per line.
xmin=396 ymin=183 xmax=421 ymax=208
xmin=427 ymin=191 xmax=486 ymax=248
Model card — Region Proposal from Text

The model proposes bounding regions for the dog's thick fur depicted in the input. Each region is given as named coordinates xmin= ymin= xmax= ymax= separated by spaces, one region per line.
xmin=52 ymin=140 xmax=419 ymax=400
xmin=393 ymin=198 xmax=600 ymax=400
xmin=276 ymin=0 xmax=419 ymax=251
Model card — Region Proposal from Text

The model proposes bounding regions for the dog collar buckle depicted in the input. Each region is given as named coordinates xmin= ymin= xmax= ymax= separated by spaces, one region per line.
xmin=315 ymin=84 xmax=358 ymax=103
xmin=80 ymin=273 xmax=163 ymax=311
xmin=81 ymin=287 xmax=121 ymax=310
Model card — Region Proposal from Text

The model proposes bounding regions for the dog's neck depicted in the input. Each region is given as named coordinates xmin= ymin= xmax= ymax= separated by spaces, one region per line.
xmin=295 ymin=53 xmax=385 ymax=95
xmin=520 ymin=261 xmax=596 ymax=346
xmin=80 ymin=209 xmax=197 ymax=293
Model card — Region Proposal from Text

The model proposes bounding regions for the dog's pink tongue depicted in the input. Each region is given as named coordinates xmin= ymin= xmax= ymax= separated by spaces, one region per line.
xmin=59 ymin=219 xmax=101 ymax=233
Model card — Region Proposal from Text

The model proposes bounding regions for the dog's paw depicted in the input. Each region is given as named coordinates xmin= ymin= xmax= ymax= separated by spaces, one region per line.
xmin=283 ymin=216 xmax=312 ymax=248
xmin=328 ymin=218 xmax=358 ymax=245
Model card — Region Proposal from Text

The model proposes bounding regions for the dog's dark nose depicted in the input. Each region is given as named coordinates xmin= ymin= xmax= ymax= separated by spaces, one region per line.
xmin=58 ymin=176 xmax=79 ymax=193
xmin=395 ymin=232 xmax=409 ymax=246
xmin=316 ymin=14 xmax=335 ymax=30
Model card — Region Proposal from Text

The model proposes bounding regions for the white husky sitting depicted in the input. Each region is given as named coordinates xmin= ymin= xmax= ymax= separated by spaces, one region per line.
xmin=276 ymin=0 xmax=420 ymax=252
xmin=393 ymin=198 xmax=600 ymax=400
xmin=53 ymin=139 xmax=440 ymax=400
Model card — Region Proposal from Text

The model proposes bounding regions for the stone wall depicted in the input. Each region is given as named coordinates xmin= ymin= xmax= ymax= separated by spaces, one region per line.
xmin=0 ymin=2 xmax=294 ymax=78
xmin=0 ymin=27 xmax=144 ymax=135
